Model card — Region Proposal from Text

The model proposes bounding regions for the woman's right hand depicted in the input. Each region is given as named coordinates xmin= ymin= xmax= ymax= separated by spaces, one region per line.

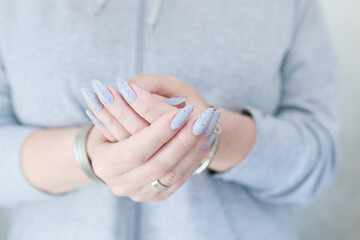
xmin=81 ymin=79 xmax=218 ymax=202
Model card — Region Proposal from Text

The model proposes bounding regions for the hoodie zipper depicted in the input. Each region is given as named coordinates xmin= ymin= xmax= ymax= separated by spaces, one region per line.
xmin=136 ymin=0 xmax=146 ymax=74
xmin=146 ymin=0 xmax=164 ymax=33
xmin=94 ymin=1 xmax=163 ymax=239
xmin=133 ymin=0 xmax=146 ymax=240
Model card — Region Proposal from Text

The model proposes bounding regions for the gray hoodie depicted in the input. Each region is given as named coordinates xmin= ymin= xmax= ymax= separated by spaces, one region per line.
xmin=0 ymin=0 xmax=339 ymax=239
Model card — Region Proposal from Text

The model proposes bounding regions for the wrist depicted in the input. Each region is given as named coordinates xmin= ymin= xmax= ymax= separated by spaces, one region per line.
xmin=75 ymin=124 xmax=104 ymax=183
xmin=21 ymin=128 xmax=94 ymax=195
xmin=208 ymin=108 xmax=256 ymax=173
xmin=85 ymin=125 xmax=97 ymax=160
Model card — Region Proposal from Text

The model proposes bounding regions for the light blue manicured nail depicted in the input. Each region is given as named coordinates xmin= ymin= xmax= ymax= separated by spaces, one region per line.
xmin=116 ymin=78 xmax=136 ymax=103
xmin=204 ymin=130 xmax=218 ymax=149
xmin=91 ymin=79 xmax=113 ymax=106
xmin=204 ymin=110 xmax=221 ymax=136
xmin=81 ymin=88 xmax=103 ymax=112
xmin=165 ymin=97 xmax=186 ymax=106
xmin=85 ymin=109 xmax=104 ymax=127
xmin=193 ymin=108 xmax=214 ymax=136
xmin=171 ymin=105 xmax=194 ymax=130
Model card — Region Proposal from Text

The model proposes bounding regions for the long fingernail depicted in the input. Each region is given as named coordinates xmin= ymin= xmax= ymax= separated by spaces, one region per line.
xmin=81 ymin=88 xmax=103 ymax=112
xmin=171 ymin=105 xmax=194 ymax=130
xmin=193 ymin=108 xmax=214 ymax=136
xmin=116 ymin=78 xmax=136 ymax=103
xmin=204 ymin=130 xmax=218 ymax=149
xmin=91 ymin=79 xmax=113 ymax=106
xmin=204 ymin=110 xmax=221 ymax=136
xmin=85 ymin=109 xmax=104 ymax=127
xmin=165 ymin=97 xmax=186 ymax=106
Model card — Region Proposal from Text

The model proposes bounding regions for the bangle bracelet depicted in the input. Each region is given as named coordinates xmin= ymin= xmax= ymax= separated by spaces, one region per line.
xmin=74 ymin=123 xmax=104 ymax=183
xmin=193 ymin=104 xmax=222 ymax=175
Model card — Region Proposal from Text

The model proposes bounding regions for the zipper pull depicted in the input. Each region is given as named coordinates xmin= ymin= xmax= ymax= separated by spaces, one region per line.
xmin=94 ymin=0 xmax=109 ymax=16
xmin=146 ymin=0 xmax=164 ymax=34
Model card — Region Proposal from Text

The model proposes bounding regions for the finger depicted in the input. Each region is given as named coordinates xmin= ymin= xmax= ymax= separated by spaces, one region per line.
xmin=144 ymin=110 xmax=219 ymax=196
xmin=130 ymin=127 xmax=216 ymax=202
xmin=203 ymin=109 xmax=221 ymax=136
xmin=104 ymin=84 xmax=149 ymax=134
xmin=123 ymin=107 xmax=214 ymax=187
xmin=154 ymin=94 xmax=186 ymax=108
xmin=130 ymin=73 xmax=181 ymax=98
xmin=126 ymin=105 xmax=194 ymax=163
xmin=81 ymin=87 xmax=130 ymax=140
xmin=159 ymin=130 xmax=218 ymax=191
xmin=103 ymin=105 xmax=194 ymax=173
xmin=119 ymin=118 xmax=204 ymax=202
xmin=130 ymin=74 xmax=205 ymax=112
xmin=117 ymin=78 xmax=180 ymax=124
xmin=164 ymin=97 xmax=186 ymax=107
xmin=85 ymin=109 xmax=117 ymax=142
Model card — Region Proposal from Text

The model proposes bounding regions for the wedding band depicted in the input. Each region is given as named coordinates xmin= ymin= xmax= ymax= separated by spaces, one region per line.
xmin=151 ymin=179 xmax=171 ymax=191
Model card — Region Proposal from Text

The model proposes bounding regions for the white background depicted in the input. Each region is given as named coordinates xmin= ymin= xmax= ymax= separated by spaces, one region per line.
xmin=1 ymin=0 xmax=359 ymax=239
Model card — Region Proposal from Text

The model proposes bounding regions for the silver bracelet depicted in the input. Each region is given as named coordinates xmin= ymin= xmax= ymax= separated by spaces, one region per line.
xmin=193 ymin=104 xmax=222 ymax=175
xmin=74 ymin=123 xmax=104 ymax=183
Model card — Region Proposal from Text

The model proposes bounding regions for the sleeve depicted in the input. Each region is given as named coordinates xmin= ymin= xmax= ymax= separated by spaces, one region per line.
xmin=0 ymin=53 xmax=55 ymax=207
xmin=209 ymin=0 xmax=340 ymax=206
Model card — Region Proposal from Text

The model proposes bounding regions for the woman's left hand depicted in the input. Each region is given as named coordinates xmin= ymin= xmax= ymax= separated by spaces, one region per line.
xmin=131 ymin=74 xmax=212 ymax=114
xmin=131 ymin=74 xmax=257 ymax=174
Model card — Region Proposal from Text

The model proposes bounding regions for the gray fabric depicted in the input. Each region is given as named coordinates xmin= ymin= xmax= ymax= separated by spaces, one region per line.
xmin=0 ymin=0 xmax=339 ymax=239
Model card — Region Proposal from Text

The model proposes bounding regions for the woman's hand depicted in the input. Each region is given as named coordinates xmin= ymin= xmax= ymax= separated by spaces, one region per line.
xmin=129 ymin=74 xmax=257 ymax=174
xmin=81 ymin=79 xmax=219 ymax=202
xmin=130 ymin=74 xmax=211 ymax=111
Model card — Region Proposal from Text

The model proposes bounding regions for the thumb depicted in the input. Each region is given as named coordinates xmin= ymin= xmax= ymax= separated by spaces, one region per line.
xmin=129 ymin=73 xmax=184 ymax=98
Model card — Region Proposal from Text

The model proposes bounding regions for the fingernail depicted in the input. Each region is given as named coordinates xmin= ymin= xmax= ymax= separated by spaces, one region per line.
xmin=204 ymin=130 xmax=218 ymax=149
xmin=81 ymin=88 xmax=103 ymax=112
xmin=91 ymin=79 xmax=113 ymax=106
xmin=165 ymin=97 xmax=186 ymax=106
xmin=171 ymin=105 xmax=194 ymax=130
xmin=204 ymin=110 xmax=221 ymax=136
xmin=193 ymin=108 xmax=214 ymax=136
xmin=85 ymin=109 xmax=104 ymax=127
xmin=116 ymin=78 xmax=136 ymax=103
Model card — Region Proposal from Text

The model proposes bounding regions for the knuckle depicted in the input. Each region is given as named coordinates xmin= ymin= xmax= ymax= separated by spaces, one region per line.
xmin=140 ymin=105 xmax=156 ymax=121
xmin=148 ymin=162 xmax=170 ymax=178
xmin=193 ymin=140 xmax=205 ymax=152
xmin=122 ymin=148 xmax=143 ymax=166
xmin=114 ymin=110 xmax=129 ymax=123
xmin=153 ymin=132 xmax=169 ymax=147
xmin=105 ymin=116 xmax=118 ymax=128
xmin=164 ymin=169 xmax=185 ymax=186
xmin=175 ymin=136 xmax=195 ymax=152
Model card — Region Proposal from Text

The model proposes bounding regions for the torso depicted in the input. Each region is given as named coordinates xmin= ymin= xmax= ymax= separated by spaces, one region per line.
xmin=0 ymin=0 xmax=293 ymax=128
